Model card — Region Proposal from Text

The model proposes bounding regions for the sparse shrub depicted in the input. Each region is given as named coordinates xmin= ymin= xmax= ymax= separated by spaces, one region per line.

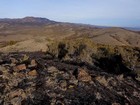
xmin=93 ymin=54 xmax=132 ymax=74
xmin=34 ymin=38 xmax=44 ymax=43
xmin=74 ymin=44 xmax=86 ymax=56
xmin=1 ymin=41 xmax=18 ymax=47
xmin=7 ymin=41 xmax=18 ymax=46
xmin=58 ymin=42 xmax=66 ymax=49
xmin=58 ymin=42 xmax=68 ymax=60
xmin=97 ymin=47 xmax=109 ymax=57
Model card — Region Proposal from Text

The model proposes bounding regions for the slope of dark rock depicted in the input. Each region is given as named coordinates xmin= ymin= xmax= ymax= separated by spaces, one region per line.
xmin=0 ymin=52 xmax=139 ymax=105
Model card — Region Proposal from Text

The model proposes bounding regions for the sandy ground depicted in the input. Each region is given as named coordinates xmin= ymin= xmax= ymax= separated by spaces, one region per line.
xmin=0 ymin=36 xmax=51 ymax=52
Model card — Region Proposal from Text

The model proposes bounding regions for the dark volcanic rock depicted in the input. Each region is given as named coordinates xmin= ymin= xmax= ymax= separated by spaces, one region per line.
xmin=0 ymin=52 xmax=139 ymax=105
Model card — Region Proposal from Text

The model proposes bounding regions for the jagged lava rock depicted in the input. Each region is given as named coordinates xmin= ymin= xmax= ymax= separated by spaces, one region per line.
xmin=77 ymin=68 xmax=92 ymax=82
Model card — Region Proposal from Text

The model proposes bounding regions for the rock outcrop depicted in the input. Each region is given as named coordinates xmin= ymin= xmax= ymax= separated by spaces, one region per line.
xmin=0 ymin=52 xmax=139 ymax=105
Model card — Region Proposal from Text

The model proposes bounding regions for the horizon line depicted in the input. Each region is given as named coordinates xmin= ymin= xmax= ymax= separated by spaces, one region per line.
xmin=0 ymin=16 xmax=140 ymax=29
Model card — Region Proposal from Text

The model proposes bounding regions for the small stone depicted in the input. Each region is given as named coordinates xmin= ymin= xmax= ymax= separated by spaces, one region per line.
xmin=23 ymin=54 xmax=29 ymax=61
xmin=14 ymin=72 xmax=26 ymax=78
xmin=95 ymin=76 xmax=108 ymax=87
xmin=69 ymin=76 xmax=78 ymax=85
xmin=95 ymin=92 xmax=102 ymax=99
xmin=11 ymin=97 xmax=22 ymax=105
xmin=28 ymin=59 xmax=37 ymax=68
xmin=69 ymin=85 xmax=74 ymax=89
xmin=56 ymin=100 xmax=65 ymax=105
xmin=8 ymin=89 xmax=25 ymax=98
xmin=0 ymin=66 xmax=6 ymax=71
xmin=47 ymin=66 xmax=59 ymax=73
xmin=51 ymin=99 xmax=57 ymax=105
xmin=8 ymin=78 xmax=19 ymax=87
xmin=10 ymin=58 xmax=17 ymax=64
xmin=10 ymin=63 xmax=16 ymax=67
xmin=15 ymin=64 xmax=26 ymax=71
xmin=77 ymin=68 xmax=92 ymax=82
xmin=59 ymin=80 xmax=67 ymax=91
xmin=30 ymin=59 xmax=37 ymax=67
xmin=28 ymin=70 xmax=38 ymax=76
xmin=62 ymin=73 xmax=70 ymax=80
xmin=117 ymin=74 xmax=124 ymax=80
xmin=112 ymin=103 xmax=120 ymax=105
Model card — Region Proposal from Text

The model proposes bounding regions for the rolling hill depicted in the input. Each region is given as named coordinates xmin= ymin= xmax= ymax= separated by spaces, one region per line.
xmin=0 ymin=17 xmax=140 ymax=52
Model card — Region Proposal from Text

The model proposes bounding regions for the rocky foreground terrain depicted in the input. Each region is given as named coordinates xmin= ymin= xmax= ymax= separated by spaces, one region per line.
xmin=0 ymin=51 xmax=140 ymax=105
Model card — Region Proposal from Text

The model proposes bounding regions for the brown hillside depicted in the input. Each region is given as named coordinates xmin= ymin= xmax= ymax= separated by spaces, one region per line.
xmin=0 ymin=17 xmax=140 ymax=52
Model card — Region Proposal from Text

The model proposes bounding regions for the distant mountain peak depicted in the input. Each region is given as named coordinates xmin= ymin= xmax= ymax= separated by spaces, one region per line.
xmin=0 ymin=16 xmax=56 ymax=25
xmin=22 ymin=16 xmax=51 ymax=23
xmin=23 ymin=16 xmax=37 ymax=19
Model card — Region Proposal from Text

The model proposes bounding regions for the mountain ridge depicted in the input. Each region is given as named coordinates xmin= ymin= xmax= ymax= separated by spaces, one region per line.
xmin=0 ymin=16 xmax=56 ymax=25
xmin=0 ymin=16 xmax=140 ymax=31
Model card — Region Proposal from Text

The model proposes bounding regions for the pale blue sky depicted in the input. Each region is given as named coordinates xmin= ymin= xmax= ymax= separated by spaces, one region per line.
xmin=0 ymin=0 xmax=140 ymax=27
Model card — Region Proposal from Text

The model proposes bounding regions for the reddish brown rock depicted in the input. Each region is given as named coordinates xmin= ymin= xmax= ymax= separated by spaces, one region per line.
xmin=28 ymin=70 xmax=38 ymax=76
xmin=15 ymin=64 xmax=26 ymax=71
xmin=78 ymin=68 xmax=92 ymax=82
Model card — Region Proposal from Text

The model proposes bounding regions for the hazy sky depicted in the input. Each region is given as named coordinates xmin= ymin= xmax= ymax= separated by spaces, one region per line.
xmin=0 ymin=0 xmax=140 ymax=27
